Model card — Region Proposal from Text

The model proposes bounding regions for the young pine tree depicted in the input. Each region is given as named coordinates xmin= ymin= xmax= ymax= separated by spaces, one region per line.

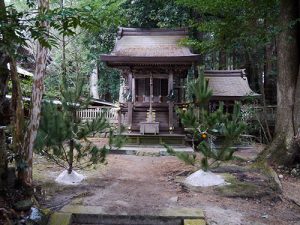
xmin=167 ymin=71 xmax=246 ymax=171
xmin=35 ymin=77 xmax=116 ymax=174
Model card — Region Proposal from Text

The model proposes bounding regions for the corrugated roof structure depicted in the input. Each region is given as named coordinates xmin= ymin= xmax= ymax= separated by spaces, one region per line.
xmin=100 ymin=27 xmax=200 ymax=66
xmin=204 ymin=70 xmax=260 ymax=100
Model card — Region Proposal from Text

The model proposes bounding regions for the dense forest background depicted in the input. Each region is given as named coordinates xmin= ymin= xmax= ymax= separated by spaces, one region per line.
xmin=6 ymin=0 xmax=279 ymax=103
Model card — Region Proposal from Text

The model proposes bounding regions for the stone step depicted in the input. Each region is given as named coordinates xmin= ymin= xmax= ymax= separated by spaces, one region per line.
xmin=111 ymin=144 xmax=194 ymax=156
xmin=48 ymin=206 xmax=206 ymax=225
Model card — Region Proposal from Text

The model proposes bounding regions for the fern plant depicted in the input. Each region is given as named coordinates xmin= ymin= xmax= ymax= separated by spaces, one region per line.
xmin=167 ymin=72 xmax=246 ymax=171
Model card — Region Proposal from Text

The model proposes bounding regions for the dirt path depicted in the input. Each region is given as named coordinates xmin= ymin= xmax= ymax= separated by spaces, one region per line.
xmin=34 ymin=154 xmax=300 ymax=225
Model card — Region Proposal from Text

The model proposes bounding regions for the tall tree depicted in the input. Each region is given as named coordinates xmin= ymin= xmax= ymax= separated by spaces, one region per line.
xmin=176 ymin=0 xmax=279 ymax=90
xmin=0 ymin=0 xmax=27 ymax=185
xmin=0 ymin=0 xmax=10 ymax=184
xmin=90 ymin=63 xmax=100 ymax=99
xmin=259 ymin=0 xmax=300 ymax=165
xmin=0 ymin=0 xmax=10 ymax=123
xmin=22 ymin=0 xmax=49 ymax=186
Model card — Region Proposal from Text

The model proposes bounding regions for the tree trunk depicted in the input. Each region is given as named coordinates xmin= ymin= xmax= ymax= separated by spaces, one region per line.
xmin=219 ymin=49 xmax=227 ymax=70
xmin=22 ymin=0 xmax=49 ymax=186
xmin=232 ymin=49 xmax=237 ymax=69
xmin=60 ymin=0 xmax=67 ymax=81
xmin=0 ymin=54 xmax=10 ymax=177
xmin=264 ymin=43 xmax=274 ymax=104
xmin=245 ymin=53 xmax=260 ymax=92
xmin=0 ymin=51 xmax=10 ymax=126
xmin=0 ymin=127 xmax=7 ymax=188
xmin=258 ymin=63 xmax=272 ymax=143
xmin=90 ymin=64 xmax=100 ymax=99
xmin=258 ymin=0 xmax=300 ymax=165
xmin=10 ymin=58 xmax=25 ymax=161
xmin=68 ymin=139 xmax=74 ymax=174
xmin=1 ymin=0 xmax=25 ymax=186
xmin=0 ymin=0 xmax=10 ymax=144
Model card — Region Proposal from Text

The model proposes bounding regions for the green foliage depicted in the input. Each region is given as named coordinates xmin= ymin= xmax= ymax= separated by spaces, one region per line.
xmin=0 ymin=4 xmax=28 ymax=56
xmin=43 ymin=0 xmax=126 ymax=101
xmin=190 ymin=71 xmax=213 ymax=105
xmin=175 ymin=0 xmax=280 ymax=86
xmin=165 ymin=144 xmax=197 ymax=166
xmin=108 ymin=125 xmax=127 ymax=149
xmin=177 ymin=108 xmax=198 ymax=129
xmin=7 ymin=77 xmax=32 ymax=97
xmin=176 ymin=0 xmax=279 ymax=53
xmin=1 ymin=2 xmax=94 ymax=54
xmin=122 ymin=0 xmax=190 ymax=28
xmin=170 ymin=76 xmax=246 ymax=171
xmin=35 ymin=76 xmax=123 ymax=172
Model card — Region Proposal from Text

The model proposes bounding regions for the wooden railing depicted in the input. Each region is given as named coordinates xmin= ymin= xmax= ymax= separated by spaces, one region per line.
xmin=76 ymin=107 xmax=118 ymax=124
xmin=252 ymin=105 xmax=276 ymax=124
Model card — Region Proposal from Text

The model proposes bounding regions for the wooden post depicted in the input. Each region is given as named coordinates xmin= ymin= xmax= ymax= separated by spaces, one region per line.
xmin=118 ymin=109 xmax=122 ymax=130
xmin=168 ymin=71 xmax=174 ymax=131
xmin=132 ymin=77 xmax=135 ymax=103
xmin=128 ymin=71 xmax=133 ymax=130
xmin=149 ymin=74 xmax=153 ymax=122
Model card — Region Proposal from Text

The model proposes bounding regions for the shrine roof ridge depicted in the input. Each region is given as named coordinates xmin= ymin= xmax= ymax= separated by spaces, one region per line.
xmin=204 ymin=69 xmax=246 ymax=77
xmin=117 ymin=27 xmax=188 ymax=37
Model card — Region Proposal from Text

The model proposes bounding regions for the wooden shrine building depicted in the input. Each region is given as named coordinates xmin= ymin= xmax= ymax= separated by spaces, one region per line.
xmin=205 ymin=70 xmax=260 ymax=112
xmin=100 ymin=28 xmax=258 ymax=143
xmin=101 ymin=27 xmax=200 ymax=137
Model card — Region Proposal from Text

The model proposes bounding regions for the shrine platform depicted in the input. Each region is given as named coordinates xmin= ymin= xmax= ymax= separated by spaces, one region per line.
xmin=120 ymin=132 xmax=186 ymax=145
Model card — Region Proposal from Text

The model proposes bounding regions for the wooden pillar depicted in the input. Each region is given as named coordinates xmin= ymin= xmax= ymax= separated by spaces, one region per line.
xmin=149 ymin=74 xmax=153 ymax=122
xmin=168 ymin=71 xmax=174 ymax=131
xmin=132 ymin=77 xmax=135 ymax=103
xmin=118 ymin=109 xmax=122 ymax=130
xmin=128 ymin=71 xmax=133 ymax=130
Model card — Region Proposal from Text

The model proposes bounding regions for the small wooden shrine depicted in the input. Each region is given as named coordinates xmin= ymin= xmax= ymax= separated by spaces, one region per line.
xmin=101 ymin=27 xmax=200 ymax=136
xmin=204 ymin=70 xmax=260 ymax=112
xmin=100 ymin=28 xmax=259 ymax=142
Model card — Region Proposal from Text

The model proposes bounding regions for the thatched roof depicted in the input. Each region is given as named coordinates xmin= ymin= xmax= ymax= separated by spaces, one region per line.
xmin=100 ymin=27 xmax=200 ymax=66
xmin=204 ymin=70 xmax=260 ymax=100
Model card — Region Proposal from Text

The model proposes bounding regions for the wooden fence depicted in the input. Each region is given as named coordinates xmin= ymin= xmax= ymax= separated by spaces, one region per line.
xmin=253 ymin=105 xmax=276 ymax=125
xmin=76 ymin=107 xmax=118 ymax=124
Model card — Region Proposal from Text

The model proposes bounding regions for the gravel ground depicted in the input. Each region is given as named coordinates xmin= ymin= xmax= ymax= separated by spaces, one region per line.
xmin=33 ymin=145 xmax=300 ymax=225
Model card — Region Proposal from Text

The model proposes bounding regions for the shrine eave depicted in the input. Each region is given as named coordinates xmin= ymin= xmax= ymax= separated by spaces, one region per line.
xmin=100 ymin=55 xmax=201 ymax=67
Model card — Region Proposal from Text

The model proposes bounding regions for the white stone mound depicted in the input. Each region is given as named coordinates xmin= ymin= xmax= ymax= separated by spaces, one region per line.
xmin=184 ymin=169 xmax=226 ymax=187
xmin=55 ymin=170 xmax=85 ymax=185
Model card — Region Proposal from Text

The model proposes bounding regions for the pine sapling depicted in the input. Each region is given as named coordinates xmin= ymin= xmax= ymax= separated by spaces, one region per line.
xmin=167 ymin=72 xmax=246 ymax=171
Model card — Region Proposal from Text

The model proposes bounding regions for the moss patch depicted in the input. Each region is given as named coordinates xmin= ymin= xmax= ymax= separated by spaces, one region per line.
xmin=216 ymin=182 xmax=261 ymax=198
xmin=48 ymin=212 xmax=72 ymax=225
xmin=221 ymin=173 xmax=237 ymax=183
xmin=215 ymin=169 xmax=277 ymax=198
xmin=184 ymin=219 xmax=206 ymax=225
